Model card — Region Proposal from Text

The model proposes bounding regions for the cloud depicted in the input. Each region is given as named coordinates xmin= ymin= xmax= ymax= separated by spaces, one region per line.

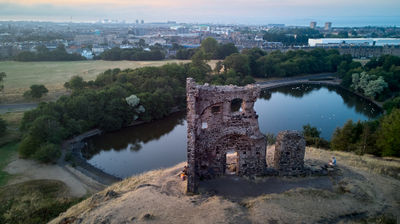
xmin=0 ymin=0 xmax=399 ymax=25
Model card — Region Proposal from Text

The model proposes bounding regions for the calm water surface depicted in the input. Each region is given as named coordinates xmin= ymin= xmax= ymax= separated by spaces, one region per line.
xmin=83 ymin=84 xmax=381 ymax=178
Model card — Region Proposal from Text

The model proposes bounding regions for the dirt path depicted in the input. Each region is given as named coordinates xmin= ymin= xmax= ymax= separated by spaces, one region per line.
xmin=199 ymin=175 xmax=333 ymax=200
xmin=4 ymin=157 xmax=105 ymax=197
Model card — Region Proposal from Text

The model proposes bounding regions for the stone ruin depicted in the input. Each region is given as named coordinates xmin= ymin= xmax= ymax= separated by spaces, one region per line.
xmin=186 ymin=78 xmax=306 ymax=193
xmin=267 ymin=131 xmax=306 ymax=175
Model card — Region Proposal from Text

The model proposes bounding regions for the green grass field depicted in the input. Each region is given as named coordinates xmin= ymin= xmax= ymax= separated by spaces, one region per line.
xmin=0 ymin=60 xmax=191 ymax=89
xmin=0 ymin=60 xmax=198 ymax=103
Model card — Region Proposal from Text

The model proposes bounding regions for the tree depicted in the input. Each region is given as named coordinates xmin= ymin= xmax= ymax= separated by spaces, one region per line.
xmin=33 ymin=143 xmax=61 ymax=163
xmin=302 ymin=124 xmax=320 ymax=138
xmin=383 ymin=97 xmax=400 ymax=114
xmin=0 ymin=117 xmax=7 ymax=137
xmin=364 ymin=76 xmax=388 ymax=99
xmin=214 ymin=61 xmax=223 ymax=74
xmin=223 ymin=53 xmax=250 ymax=76
xmin=24 ymin=84 xmax=49 ymax=99
xmin=201 ymin=37 xmax=218 ymax=59
xmin=0 ymin=72 xmax=6 ymax=92
xmin=64 ymin=75 xmax=85 ymax=91
xmin=138 ymin=39 xmax=146 ymax=48
xmin=331 ymin=120 xmax=360 ymax=152
xmin=376 ymin=109 xmax=400 ymax=157
xmin=242 ymin=48 xmax=266 ymax=77
xmin=216 ymin=43 xmax=238 ymax=59
xmin=351 ymin=72 xmax=388 ymax=99
xmin=125 ymin=95 xmax=145 ymax=120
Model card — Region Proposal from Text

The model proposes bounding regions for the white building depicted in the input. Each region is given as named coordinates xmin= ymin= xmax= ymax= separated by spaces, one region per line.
xmin=81 ymin=50 xmax=93 ymax=59
xmin=308 ymin=38 xmax=400 ymax=47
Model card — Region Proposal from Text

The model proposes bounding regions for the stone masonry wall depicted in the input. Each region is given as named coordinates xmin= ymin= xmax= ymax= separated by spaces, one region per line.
xmin=186 ymin=78 xmax=266 ymax=193
xmin=266 ymin=131 xmax=306 ymax=175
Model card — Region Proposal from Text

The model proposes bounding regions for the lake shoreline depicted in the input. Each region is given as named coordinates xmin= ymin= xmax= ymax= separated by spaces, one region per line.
xmin=61 ymin=108 xmax=183 ymax=186
xmin=61 ymin=80 xmax=383 ymax=185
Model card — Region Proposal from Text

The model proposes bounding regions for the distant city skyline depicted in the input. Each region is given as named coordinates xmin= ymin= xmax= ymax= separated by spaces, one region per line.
xmin=0 ymin=0 xmax=399 ymax=27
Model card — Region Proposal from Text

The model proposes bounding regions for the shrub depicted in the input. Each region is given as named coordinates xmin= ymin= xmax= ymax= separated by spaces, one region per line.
xmin=0 ymin=117 xmax=7 ymax=137
xmin=265 ymin=133 xmax=276 ymax=145
xmin=24 ymin=84 xmax=49 ymax=99
xmin=377 ymin=109 xmax=400 ymax=157
xmin=33 ymin=143 xmax=61 ymax=163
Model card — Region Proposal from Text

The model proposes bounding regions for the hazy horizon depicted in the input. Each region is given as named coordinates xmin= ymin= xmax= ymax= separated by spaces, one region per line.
xmin=0 ymin=0 xmax=399 ymax=27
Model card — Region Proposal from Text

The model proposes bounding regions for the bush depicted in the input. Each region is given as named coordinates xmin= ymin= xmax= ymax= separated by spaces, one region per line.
xmin=265 ymin=133 xmax=276 ymax=145
xmin=377 ymin=109 xmax=400 ymax=157
xmin=0 ymin=117 xmax=7 ymax=137
xmin=302 ymin=124 xmax=330 ymax=148
xmin=24 ymin=84 xmax=49 ymax=99
xmin=18 ymin=135 xmax=41 ymax=158
xmin=33 ymin=143 xmax=61 ymax=163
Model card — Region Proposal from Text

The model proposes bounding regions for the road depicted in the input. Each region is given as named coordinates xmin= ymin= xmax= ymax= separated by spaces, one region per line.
xmin=0 ymin=103 xmax=38 ymax=114
xmin=256 ymin=73 xmax=338 ymax=89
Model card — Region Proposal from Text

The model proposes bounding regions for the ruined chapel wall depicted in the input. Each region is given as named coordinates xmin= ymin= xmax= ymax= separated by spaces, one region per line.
xmin=267 ymin=130 xmax=306 ymax=175
xmin=186 ymin=78 xmax=266 ymax=192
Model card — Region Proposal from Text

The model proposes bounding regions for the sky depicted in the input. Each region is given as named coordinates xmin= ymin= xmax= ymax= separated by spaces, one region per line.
xmin=0 ymin=0 xmax=399 ymax=26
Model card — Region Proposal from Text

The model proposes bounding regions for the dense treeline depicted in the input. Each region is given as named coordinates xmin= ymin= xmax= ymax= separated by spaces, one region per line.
xmin=338 ymin=55 xmax=400 ymax=101
xmin=97 ymin=47 xmax=165 ymax=61
xmin=331 ymin=55 xmax=400 ymax=157
xmin=331 ymin=109 xmax=400 ymax=157
xmin=263 ymin=28 xmax=323 ymax=46
xmin=241 ymin=47 xmax=351 ymax=78
xmin=18 ymin=63 xmax=190 ymax=162
xmin=175 ymin=38 xmax=238 ymax=60
xmin=15 ymin=44 xmax=85 ymax=62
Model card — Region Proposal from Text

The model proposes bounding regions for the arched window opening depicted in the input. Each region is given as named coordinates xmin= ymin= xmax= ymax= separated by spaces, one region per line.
xmin=230 ymin=98 xmax=243 ymax=112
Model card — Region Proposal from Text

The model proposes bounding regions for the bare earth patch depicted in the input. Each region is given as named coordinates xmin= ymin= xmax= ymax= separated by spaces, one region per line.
xmin=49 ymin=147 xmax=400 ymax=224
xmin=4 ymin=158 xmax=103 ymax=197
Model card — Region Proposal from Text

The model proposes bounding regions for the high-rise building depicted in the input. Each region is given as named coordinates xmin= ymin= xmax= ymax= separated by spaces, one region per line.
xmin=325 ymin=22 xmax=332 ymax=30
xmin=310 ymin=21 xmax=317 ymax=29
xmin=141 ymin=20 xmax=144 ymax=24
xmin=136 ymin=19 xmax=139 ymax=24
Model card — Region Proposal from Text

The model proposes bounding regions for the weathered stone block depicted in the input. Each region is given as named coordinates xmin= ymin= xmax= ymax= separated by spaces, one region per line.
xmin=266 ymin=130 xmax=305 ymax=175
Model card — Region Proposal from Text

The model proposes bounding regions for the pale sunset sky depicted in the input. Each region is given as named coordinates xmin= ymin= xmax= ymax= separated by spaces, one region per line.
xmin=0 ymin=0 xmax=399 ymax=26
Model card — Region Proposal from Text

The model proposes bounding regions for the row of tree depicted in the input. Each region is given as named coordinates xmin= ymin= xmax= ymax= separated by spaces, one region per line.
xmin=18 ymin=63 xmax=192 ymax=162
xmin=14 ymin=44 xmax=85 ymax=62
xmin=97 ymin=47 xmax=165 ymax=61
xmin=338 ymin=55 xmax=400 ymax=101
xmin=262 ymin=28 xmax=323 ymax=46
xmin=175 ymin=38 xmax=238 ymax=60
xmin=331 ymin=109 xmax=400 ymax=157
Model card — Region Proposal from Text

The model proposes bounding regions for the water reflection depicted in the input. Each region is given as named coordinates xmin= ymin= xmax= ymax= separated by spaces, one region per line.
xmin=83 ymin=84 xmax=381 ymax=178
xmin=83 ymin=112 xmax=186 ymax=160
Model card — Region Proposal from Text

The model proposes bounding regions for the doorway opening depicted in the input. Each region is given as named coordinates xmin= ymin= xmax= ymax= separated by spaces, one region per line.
xmin=225 ymin=150 xmax=238 ymax=175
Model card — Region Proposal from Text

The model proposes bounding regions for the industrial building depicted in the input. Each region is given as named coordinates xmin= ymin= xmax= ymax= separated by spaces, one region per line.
xmin=308 ymin=38 xmax=400 ymax=47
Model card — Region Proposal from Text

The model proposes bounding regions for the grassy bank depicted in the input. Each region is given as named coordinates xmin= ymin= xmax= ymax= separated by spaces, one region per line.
xmin=0 ymin=143 xmax=18 ymax=186
xmin=0 ymin=112 xmax=23 ymax=145
xmin=0 ymin=112 xmax=23 ymax=186
xmin=0 ymin=180 xmax=84 ymax=224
